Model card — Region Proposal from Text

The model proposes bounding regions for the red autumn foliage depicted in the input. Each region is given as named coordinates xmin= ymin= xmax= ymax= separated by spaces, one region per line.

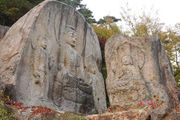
xmin=1 ymin=97 xmax=53 ymax=119
xmin=98 ymin=36 xmax=106 ymax=48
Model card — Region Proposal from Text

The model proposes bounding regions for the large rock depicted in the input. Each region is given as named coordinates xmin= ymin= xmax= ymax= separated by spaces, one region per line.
xmin=0 ymin=0 xmax=106 ymax=114
xmin=0 ymin=25 xmax=9 ymax=40
xmin=105 ymin=34 xmax=180 ymax=118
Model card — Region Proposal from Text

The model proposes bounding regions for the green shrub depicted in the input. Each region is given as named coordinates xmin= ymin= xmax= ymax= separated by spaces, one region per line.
xmin=0 ymin=95 xmax=16 ymax=120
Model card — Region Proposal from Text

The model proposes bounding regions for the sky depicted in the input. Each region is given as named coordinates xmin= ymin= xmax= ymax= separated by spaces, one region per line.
xmin=82 ymin=0 xmax=180 ymax=26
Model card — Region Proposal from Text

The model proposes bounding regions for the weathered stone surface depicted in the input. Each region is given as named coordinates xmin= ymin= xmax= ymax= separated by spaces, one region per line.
xmin=0 ymin=25 xmax=9 ymax=40
xmin=105 ymin=34 xmax=180 ymax=118
xmin=86 ymin=108 xmax=151 ymax=120
xmin=86 ymin=108 xmax=180 ymax=120
xmin=0 ymin=0 xmax=106 ymax=114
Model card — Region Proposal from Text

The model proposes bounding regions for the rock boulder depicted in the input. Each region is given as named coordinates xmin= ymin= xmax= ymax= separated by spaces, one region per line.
xmin=105 ymin=34 xmax=180 ymax=119
xmin=0 ymin=0 xmax=106 ymax=114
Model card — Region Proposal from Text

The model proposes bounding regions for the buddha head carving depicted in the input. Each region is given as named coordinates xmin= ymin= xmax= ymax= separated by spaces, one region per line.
xmin=122 ymin=56 xmax=133 ymax=65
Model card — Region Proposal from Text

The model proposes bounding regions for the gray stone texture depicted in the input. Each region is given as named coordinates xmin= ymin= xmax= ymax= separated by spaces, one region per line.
xmin=0 ymin=25 xmax=9 ymax=40
xmin=0 ymin=0 xmax=106 ymax=114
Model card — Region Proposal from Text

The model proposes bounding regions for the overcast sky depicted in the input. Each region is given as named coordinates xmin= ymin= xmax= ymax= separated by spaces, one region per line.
xmin=82 ymin=0 xmax=180 ymax=26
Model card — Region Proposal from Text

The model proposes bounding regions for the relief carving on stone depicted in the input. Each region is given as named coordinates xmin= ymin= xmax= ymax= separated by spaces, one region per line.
xmin=52 ymin=25 xmax=96 ymax=114
xmin=107 ymin=39 xmax=148 ymax=108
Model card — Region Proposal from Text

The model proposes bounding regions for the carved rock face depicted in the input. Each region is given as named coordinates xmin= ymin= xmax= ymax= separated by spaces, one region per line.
xmin=105 ymin=35 xmax=180 ymax=117
xmin=0 ymin=0 xmax=106 ymax=114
